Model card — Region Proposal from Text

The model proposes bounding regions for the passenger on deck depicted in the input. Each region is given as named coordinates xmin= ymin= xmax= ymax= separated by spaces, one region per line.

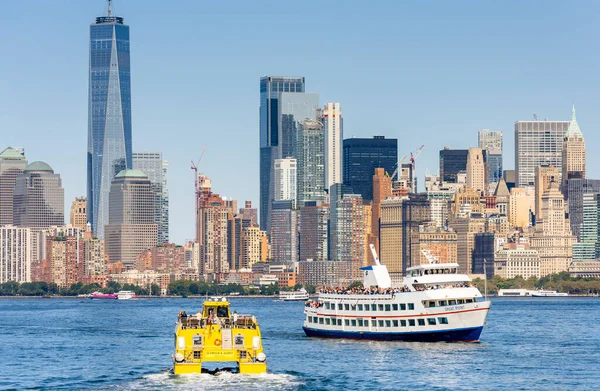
xmin=233 ymin=310 xmax=238 ymax=323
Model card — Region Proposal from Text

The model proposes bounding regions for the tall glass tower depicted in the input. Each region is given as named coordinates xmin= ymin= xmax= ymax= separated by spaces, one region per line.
xmin=87 ymin=2 xmax=132 ymax=239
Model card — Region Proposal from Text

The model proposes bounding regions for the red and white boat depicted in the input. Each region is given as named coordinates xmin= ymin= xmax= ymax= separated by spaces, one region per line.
xmin=89 ymin=292 xmax=117 ymax=300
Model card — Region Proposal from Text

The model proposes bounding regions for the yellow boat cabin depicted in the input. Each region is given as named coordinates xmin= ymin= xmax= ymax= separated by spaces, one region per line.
xmin=172 ymin=298 xmax=267 ymax=375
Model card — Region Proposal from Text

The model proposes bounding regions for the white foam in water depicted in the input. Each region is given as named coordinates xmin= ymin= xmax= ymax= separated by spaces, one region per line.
xmin=108 ymin=371 xmax=302 ymax=391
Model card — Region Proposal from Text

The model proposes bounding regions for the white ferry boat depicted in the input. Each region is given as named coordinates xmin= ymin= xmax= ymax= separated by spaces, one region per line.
xmin=279 ymin=288 xmax=310 ymax=301
xmin=303 ymin=245 xmax=491 ymax=342
xmin=117 ymin=290 xmax=137 ymax=300
xmin=531 ymin=290 xmax=568 ymax=297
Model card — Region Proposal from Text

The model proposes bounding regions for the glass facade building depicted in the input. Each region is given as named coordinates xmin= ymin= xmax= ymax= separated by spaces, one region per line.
xmin=297 ymin=119 xmax=325 ymax=206
xmin=132 ymin=152 xmax=169 ymax=244
xmin=439 ymin=148 xmax=468 ymax=183
xmin=478 ymin=130 xmax=503 ymax=184
xmin=567 ymin=179 xmax=600 ymax=240
xmin=259 ymin=76 xmax=306 ymax=233
xmin=87 ymin=12 xmax=132 ymax=239
xmin=342 ymin=136 xmax=397 ymax=202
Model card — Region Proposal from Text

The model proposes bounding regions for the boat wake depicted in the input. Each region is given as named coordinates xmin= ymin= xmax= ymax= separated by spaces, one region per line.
xmin=103 ymin=371 xmax=302 ymax=391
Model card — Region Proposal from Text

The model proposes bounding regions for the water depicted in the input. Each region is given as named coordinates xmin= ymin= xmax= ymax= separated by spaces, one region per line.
xmin=1 ymin=297 xmax=599 ymax=390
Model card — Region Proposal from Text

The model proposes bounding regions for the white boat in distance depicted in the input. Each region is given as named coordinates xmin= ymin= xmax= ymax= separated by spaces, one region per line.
xmin=117 ymin=290 xmax=137 ymax=300
xmin=280 ymin=288 xmax=310 ymax=301
xmin=303 ymin=245 xmax=491 ymax=342
xmin=531 ymin=290 xmax=568 ymax=297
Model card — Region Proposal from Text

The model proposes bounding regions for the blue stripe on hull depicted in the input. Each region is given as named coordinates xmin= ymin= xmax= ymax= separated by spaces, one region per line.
xmin=303 ymin=326 xmax=484 ymax=342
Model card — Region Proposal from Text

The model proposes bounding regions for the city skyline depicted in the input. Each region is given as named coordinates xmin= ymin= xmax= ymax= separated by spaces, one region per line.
xmin=2 ymin=1 xmax=600 ymax=244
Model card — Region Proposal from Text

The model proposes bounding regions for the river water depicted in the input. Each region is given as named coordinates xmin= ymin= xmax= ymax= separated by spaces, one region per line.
xmin=0 ymin=297 xmax=598 ymax=390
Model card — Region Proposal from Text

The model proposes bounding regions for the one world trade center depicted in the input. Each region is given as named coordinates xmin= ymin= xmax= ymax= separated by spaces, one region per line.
xmin=87 ymin=1 xmax=132 ymax=239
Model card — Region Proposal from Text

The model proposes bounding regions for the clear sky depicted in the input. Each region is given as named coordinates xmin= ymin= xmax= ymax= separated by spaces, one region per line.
xmin=1 ymin=0 xmax=599 ymax=244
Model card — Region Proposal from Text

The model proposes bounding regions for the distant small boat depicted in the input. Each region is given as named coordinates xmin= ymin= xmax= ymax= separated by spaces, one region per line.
xmin=279 ymin=288 xmax=309 ymax=301
xmin=117 ymin=291 xmax=137 ymax=300
xmin=531 ymin=290 xmax=568 ymax=297
xmin=89 ymin=292 xmax=117 ymax=300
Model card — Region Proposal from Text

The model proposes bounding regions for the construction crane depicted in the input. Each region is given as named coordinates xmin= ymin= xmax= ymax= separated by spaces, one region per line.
xmin=191 ymin=146 xmax=207 ymax=242
xmin=410 ymin=145 xmax=425 ymax=172
xmin=389 ymin=154 xmax=408 ymax=181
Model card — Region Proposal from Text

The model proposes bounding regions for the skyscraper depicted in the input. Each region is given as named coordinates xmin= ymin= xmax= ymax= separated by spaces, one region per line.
xmin=0 ymin=226 xmax=31 ymax=283
xmin=13 ymin=162 xmax=64 ymax=229
xmin=270 ymin=200 xmax=298 ymax=264
xmin=0 ymin=147 xmax=28 ymax=226
xmin=259 ymin=76 xmax=306 ymax=232
xmin=70 ymin=197 xmax=87 ymax=231
xmin=439 ymin=148 xmax=468 ymax=183
xmin=104 ymin=170 xmax=157 ymax=268
xmin=323 ymin=103 xmax=343 ymax=189
xmin=132 ymin=152 xmax=169 ymax=244
xmin=273 ymin=158 xmax=297 ymax=203
xmin=566 ymin=179 xmax=600 ymax=240
xmin=534 ymin=166 xmax=559 ymax=222
xmin=562 ymin=106 xmax=586 ymax=195
xmin=478 ymin=130 xmax=503 ymax=184
xmin=466 ymin=147 xmax=486 ymax=194
xmin=342 ymin=136 xmax=397 ymax=202
xmin=296 ymin=119 xmax=325 ymax=206
xmin=515 ymin=119 xmax=569 ymax=188
xmin=88 ymin=5 xmax=133 ymax=239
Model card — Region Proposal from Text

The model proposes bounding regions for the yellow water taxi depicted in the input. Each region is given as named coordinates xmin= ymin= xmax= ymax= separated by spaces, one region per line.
xmin=172 ymin=297 xmax=267 ymax=375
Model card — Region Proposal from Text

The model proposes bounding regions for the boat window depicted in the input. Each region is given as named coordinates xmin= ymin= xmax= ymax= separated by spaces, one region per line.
xmin=418 ymin=319 xmax=425 ymax=326
xmin=427 ymin=318 xmax=436 ymax=325
xmin=385 ymin=304 xmax=391 ymax=311
xmin=385 ymin=320 xmax=391 ymax=327
xmin=371 ymin=304 xmax=377 ymax=311
xmin=193 ymin=335 xmax=202 ymax=346
xmin=358 ymin=319 xmax=363 ymax=327
xmin=351 ymin=319 xmax=357 ymax=326
xmin=313 ymin=317 xmax=318 ymax=323
xmin=217 ymin=306 xmax=228 ymax=318
xmin=448 ymin=300 xmax=457 ymax=305
xmin=371 ymin=320 xmax=377 ymax=327
xmin=400 ymin=320 xmax=407 ymax=327
xmin=326 ymin=318 xmax=331 ymax=325
xmin=378 ymin=320 xmax=384 ymax=327
xmin=345 ymin=319 xmax=350 ymax=326
xmin=358 ymin=304 xmax=363 ymax=311
xmin=319 ymin=318 xmax=324 ymax=324
xmin=364 ymin=305 xmax=369 ymax=311
xmin=344 ymin=304 xmax=350 ymax=311
xmin=324 ymin=302 xmax=330 ymax=309
xmin=337 ymin=319 xmax=342 ymax=326
xmin=351 ymin=304 xmax=356 ymax=310
xmin=338 ymin=303 xmax=343 ymax=310
xmin=400 ymin=304 xmax=406 ymax=311
xmin=193 ymin=351 xmax=201 ymax=359
xmin=378 ymin=304 xmax=384 ymax=311
xmin=393 ymin=320 xmax=399 ymax=327
xmin=408 ymin=303 xmax=415 ymax=310
xmin=408 ymin=319 xmax=415 ymax=326
xmin=466 ymin=298 xmax=474 ymax=303
xmin=428 ymin=301 xmax=436 ymax=308
xmin=457 ymin=299 xmax=464 ymax=304
xmin=452 ymin=268 xmax=457 ymax=273
xmin=439 ymin=300 xmax=447 ymax=306
xmin=308 ymin=317 xmax=312 ymax=323
xmin=438 ymin=317 xmax=449 ymax=324
xmin=392 ymin=304 xmax=398 ymax=311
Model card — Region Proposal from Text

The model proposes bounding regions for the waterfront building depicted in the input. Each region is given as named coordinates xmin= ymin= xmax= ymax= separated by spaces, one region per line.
xmin=494 ymin=245 xmax=541 ymax=279
xmin=13 ymin=162 xmax=64 ymax=229
xmin=0 ymin=147 xmax=28 ymax=226
xmin=196 ymin=186 xmax=229 ymax=277
xmin=132 ymin=152 xmax=169 ymax=244
xmin=472 ymin=232 xmax=495 ymax=279
xmin=297 ymin=260 xmax=353 ymax=286
xmin=534 ymin=166 xmax=559 ymax=222
xmin=87 ymin=7 xmax=133 ymax=239
xmin=371 ymin=168 xmax=392 ymax=253
xmin=109 ymin=269 xmax=171 ymax=293
xmin=439 ymin=148 xmax=468 ymax=183
xmin=274 ymin=158 xmax=297 ymax=203
xmin=69 ymin=197 xmax=87 ymax=231
xmin=322 ymin=103 xmax=343 ymax=190
xmin=0 ymin=226 xmax=31 ymax=283
xmin=561 ymin=106 xmax=586 ymax=196
xmin=270 ymin=200 xmax=298 ymax=264
xmin=299 ymin=201 xmax=329 ymax=262
xmin=566 ymin=179 xmax=600 ymax=240
xmin=342 ymin=136 xmax=397 ymax=201
xmin=45 ymin=235 xmax=78 ymax=289
xmin=329 ymin=190 xmax=365 ymax=279
xmin=296 ymin=119 xmax=325 ymax=206
xmin=259 ymin=76 xmax=307 ymax=231
xmin=80 ymin=225 xmax=105 ymax=279
xmin=515 ymin=119 xmax=569 ymax=188
xmin=240 ymin=226 xmax=267 ymax=269
xmin=572 ymin=193 xmax=599 ymax=262
xmin=466 ymin=148 xmax=486 ymax=195
xmin=530 ymin=180 xmax=574 ymax=276
xmin=104 ymin=170 xmax=158 ymax=269
xmin=569 ymin=261 xmax=600 ymax=278
xmin=478 ymin=130 xmax=503 ymax=185
xmin=135 ymin=243 xmax=185 ymax=274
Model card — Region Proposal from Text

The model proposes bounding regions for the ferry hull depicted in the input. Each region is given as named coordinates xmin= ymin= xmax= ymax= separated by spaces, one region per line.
xmin=303 ymin=325 xmax=484 ymax=342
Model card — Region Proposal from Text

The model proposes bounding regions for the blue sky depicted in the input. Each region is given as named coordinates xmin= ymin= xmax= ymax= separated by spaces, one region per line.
xmin=1 ymin=0 xmax=599 ymax=244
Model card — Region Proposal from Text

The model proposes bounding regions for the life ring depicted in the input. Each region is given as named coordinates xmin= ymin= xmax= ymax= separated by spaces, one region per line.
xmin=214 ymin=339 xmax=221 ymax=346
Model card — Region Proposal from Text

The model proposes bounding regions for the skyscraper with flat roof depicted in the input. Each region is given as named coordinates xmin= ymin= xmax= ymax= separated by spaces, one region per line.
xmin=88 ymin=5 xmax=132 ymax=239
xmin=323 ymin=103 xmax=343 ymax=189
xmin=342 ymin=136 xmax=397 ymax=202
xmin=259 ymin=76 xmax=309 ymax=233
xmin=297 ymin=119 xmax=325 ymax=206
xmin=515 ymin=119 xmax=569 ymax=188
xmin=478 ymin=130 xmax=503 ymax=184
xmin=0 ymin=147 xmax=28 ymax=226
xmin=133 ymin=152 xmax=169 ymax=244
xmin=439 ymin=148 xmax=468 ymax=183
